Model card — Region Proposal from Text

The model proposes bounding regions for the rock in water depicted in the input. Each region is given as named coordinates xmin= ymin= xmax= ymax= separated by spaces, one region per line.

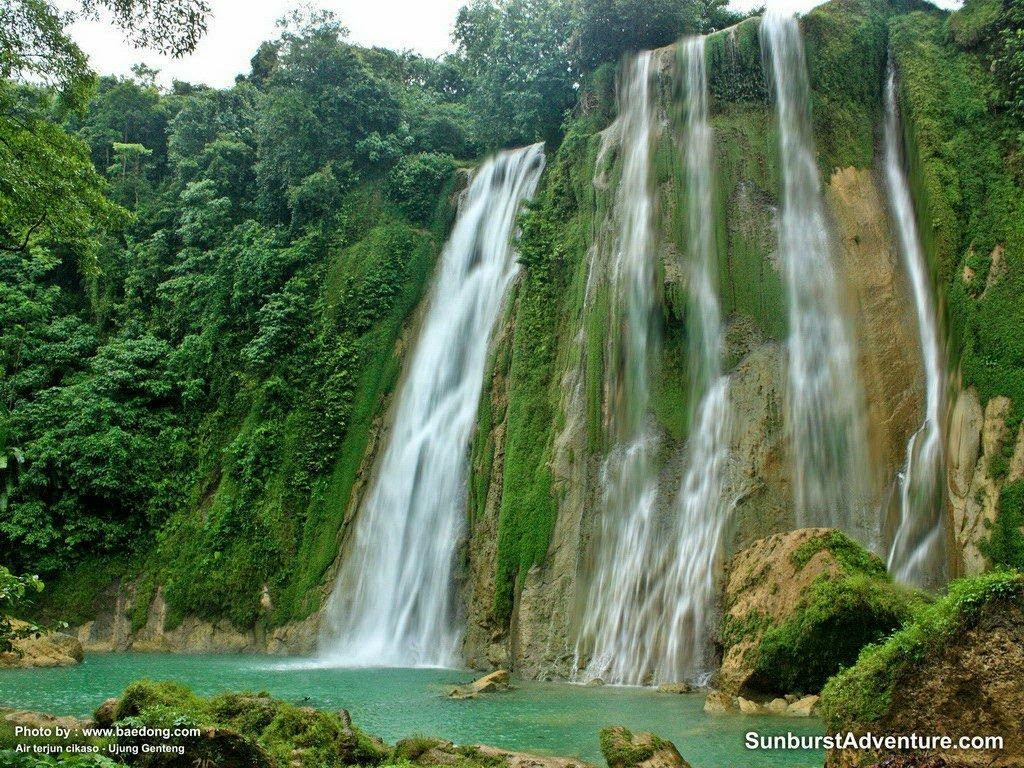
xmin=656 ymin=683 xmax=692 ymax=694
xmin=448 ymin=669 xmax=513 ymax=699
xmin=821 ymin=572 xmax=1024 ymax=768
xmin=600 ymin=726 xmax=692 ymax=768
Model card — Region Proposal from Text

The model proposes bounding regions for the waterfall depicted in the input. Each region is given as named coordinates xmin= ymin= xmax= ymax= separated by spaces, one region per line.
xmin=658 ymin=36 xmax=736 ymax=684
xmin=882 ymin=60 xmax=947 ymax=587
xmin=574 ymin=51 xmax=663 ymax=686
xmin=319 ymin=144 xmax=545 ymax=668
xmin=575 ymin=41 xmax=735 ymax=686
xmin=761 ymin=13 xmax=871 ymax=533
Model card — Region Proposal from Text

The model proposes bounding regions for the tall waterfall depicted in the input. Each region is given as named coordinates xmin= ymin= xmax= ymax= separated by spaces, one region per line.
xmin=575 ymin=41 xmax=735 ymax=686
xmin=575 ymin=51 xmax=663 ymax=686
xmin=882 ymin=61 xmax=947 ymax=587
xmin=761 ymin=13 xmax=871 ymax=532
xmin=319 ymin=144 xmax=545 ymax=667
xmin=658 ymin=36 xmax=736 ymax=684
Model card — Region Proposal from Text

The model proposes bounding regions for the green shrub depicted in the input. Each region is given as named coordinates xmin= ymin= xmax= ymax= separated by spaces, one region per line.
xmin=820 ymin=571 xmax=1024 ymax=730
xmin=386 ymin=153 xmax=456 ymax=225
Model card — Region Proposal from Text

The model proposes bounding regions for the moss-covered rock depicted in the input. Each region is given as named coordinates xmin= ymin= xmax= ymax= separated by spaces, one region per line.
xmin=110 ymin=681 xmax=388 ymax=768
xmin=820 ymin=571 xmax=1024 ymax=768
xmin=716 ymin=529 xmax=924 ymax=697
xmin=599 ymin=727 xmax=691 ymax=768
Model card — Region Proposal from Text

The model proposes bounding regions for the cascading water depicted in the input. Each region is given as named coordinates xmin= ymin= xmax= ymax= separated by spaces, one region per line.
xmin=761 ymin=13 xmax=871 ymax=533
xmin=574 ymin=51 xmax=663 ymax=686
xmin=658 ymin=36 xmax=736 ymax=684
xmin=319 ymin=144 xmax=545 ymax=667
xmin=882 ymin=60 xmax=947 ymax=587
xmin=575 ymin=41 xmax=735 ymax=686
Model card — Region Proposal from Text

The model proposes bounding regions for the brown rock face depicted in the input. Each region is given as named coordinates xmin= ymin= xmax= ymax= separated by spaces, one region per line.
xmin=0 ymin=620 xmax=83 ymax=668
xmin=827 ymin=166 xmax=925 ymax=538
xmin=716 ymin=528 xmax=845 ymax=694
xmin=600 ymin=727 xmax=692 ymax=768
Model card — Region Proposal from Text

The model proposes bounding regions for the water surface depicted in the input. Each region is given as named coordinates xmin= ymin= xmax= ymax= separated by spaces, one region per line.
xmin=1 ymin=654 xmax=823 ymax=767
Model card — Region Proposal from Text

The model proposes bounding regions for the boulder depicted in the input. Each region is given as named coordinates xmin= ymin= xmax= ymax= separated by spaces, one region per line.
xmin=656 ymin=683 xmax=693 ymax=694
xmin=821 ymin=572 xmax=1024 ymax=768
xmin=716 ymin=528 xmax=922 ymax=697
xmin=703 ymin=690 xmax=735 ymax=714
xmin=600 ymin=727 xmax=692 ymax=768
xmin=787 ymin=695 xmax=819 ymax=717
xmin=93 ymin=697 xmax=118 ymax=727
xmin=0 ymin=619 xmax=83 ymax=668
xmin=448 ymin=669 xmax=512 ymax=698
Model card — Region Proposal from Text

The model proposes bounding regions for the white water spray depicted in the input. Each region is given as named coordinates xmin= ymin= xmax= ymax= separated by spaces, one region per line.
xmin=575 ymin=41 xmax=736 ymax=685
xmin=574 ymin=52 xmax=663 ymax=686
xmin=761 ymin=13 xmax=871 ymax=532
xmin=882 ymin=60 xmax=947 ymax=587
xmin=319 ymin=144 xmax=545 ymax=667
xmin=659 ymin=36 xmax=736 ymax=684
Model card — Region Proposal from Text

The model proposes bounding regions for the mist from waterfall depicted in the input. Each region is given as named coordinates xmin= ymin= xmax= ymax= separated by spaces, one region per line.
xmin=319 ymin=144 xmax=545 ymax=668
xmin=882 ymin=60 xmax=947 ymax=588
xmin=574 ymin=51 xmax=663 ymax=686
xmin=761 ymin=13 xmax=871 ymax=533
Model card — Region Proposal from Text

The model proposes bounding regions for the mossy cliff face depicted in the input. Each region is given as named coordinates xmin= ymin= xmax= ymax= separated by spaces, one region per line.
xmin=464 ymin=0 xmax=931 ymax=677
xmin=889 ymin=4 xmax=1024 ymax=576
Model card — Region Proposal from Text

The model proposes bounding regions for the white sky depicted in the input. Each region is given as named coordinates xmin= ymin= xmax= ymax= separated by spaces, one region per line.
xmin=66 ymin=0 xmax=956 ymax=88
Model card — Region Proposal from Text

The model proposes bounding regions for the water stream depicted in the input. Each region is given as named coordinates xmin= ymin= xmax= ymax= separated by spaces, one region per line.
xmin=882 ymin=60 xmax=947 ymax=587
xmin=319 ymin=144 xmax=545 ymax=667
xmin=574 ymin=51 xmax=663 ymax=686
xmin=658 ymin=37 xmax=736 ymax=684
xmin=761 ymin=12 xmax=871 ymax=534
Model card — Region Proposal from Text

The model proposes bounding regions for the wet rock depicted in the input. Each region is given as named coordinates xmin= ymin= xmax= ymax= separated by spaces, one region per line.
xmin=737 ymin=697 xmax=763 ymax=715
xmin=787 ymin=695 xmax=819 ymax=717
xmin=656 ymin=682 xmax=692 ymax=694
xmin=2 ymin=709 xmax=84 ymax=734
xmin=586 ymin=678 xmax=606 ymax=687
xmin=767 ymin=697 xmax=789 ymax=714
xmin=703 ymin=690 xmax=735 ymax=714
xmin=448 ymin=669 xmax=512 ymax=699
xmin=600 ymin=726 xmax=692 ymax=768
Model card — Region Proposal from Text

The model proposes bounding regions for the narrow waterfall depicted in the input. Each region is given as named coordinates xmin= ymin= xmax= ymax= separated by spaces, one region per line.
xmin=761 ymin=13 xmax=871 ymax=532
xmin=658 ymin=36 xmax=735 ymax=683
xmin=882 ymin=61 xmax=947 ymax=587
xmin=575 ymin=52 xmax=663 ymax=686
xmin=319 ymin=144 xmax=545 ymax=667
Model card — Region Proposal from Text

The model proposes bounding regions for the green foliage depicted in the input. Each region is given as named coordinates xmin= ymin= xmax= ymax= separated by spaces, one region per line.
xmin=454 ymin=0 xmax=577 ymax=147
xmin=820 ymin=570 xmax=1024 ymax=729
xmin=572 ymin=0 xmax=741 ymax=72
xmin=790 ymin=529 xmax=887 ymax=576
xmin=984 ymin=479 xmax=1024 ymax=568
xmin=803 ymin=0 xmax=890 ymax=173
xmin=0 ymin=82 xmax=127 ymax=276
xmin=492 ymin=123 xmax=594 ymax=624
xmin=0 ymin=565 xmax=43 ymax=652
xmin=386 ymin=153 xmax=457 ymax=225
xmin=751 ymin=573 xmax=922 ymax=694
xmin=893 ymin=10 xmax=1024 ymax=415
xmin=111 ymin=681 xmax=389 ymax=768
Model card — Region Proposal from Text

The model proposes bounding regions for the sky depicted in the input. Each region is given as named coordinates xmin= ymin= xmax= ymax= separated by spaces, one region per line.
xmin=64 ymin=0 xmax=851 ymax=88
